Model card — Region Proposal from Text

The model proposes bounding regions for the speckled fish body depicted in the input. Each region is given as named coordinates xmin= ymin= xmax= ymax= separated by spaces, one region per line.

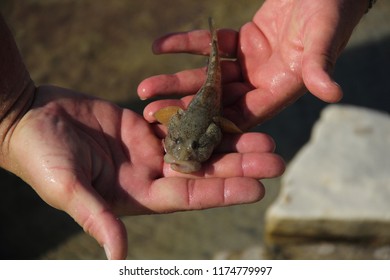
xmin=157 ymin=18 xmax=240 ymax=173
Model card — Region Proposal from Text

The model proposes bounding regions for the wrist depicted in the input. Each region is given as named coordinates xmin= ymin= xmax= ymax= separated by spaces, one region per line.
xmin=0 ymin=15 xmax=36 ymax=169
xmin=0 ymin=77 xmax=35 ymax=170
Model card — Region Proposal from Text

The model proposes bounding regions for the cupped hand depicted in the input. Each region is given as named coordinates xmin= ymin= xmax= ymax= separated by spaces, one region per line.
xmin=3 ymin=85 xmax=284 ymax=259
xmin=138 ymin=0 xmax=367 ymax=129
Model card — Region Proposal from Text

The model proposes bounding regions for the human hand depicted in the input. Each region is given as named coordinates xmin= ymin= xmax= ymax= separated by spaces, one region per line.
xmin=1 ymin=85 xmax=284 ymax=259
xmin=138 ymin=0 xmax=367 ymax=129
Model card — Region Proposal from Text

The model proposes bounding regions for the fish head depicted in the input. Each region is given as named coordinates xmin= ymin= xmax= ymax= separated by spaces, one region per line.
xmin=163 ymin=111 xmax=222 ymax=173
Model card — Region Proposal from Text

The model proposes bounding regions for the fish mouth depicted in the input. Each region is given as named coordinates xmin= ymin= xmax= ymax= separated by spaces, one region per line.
xmin=164 ymin=154 xmax=201 ymax=173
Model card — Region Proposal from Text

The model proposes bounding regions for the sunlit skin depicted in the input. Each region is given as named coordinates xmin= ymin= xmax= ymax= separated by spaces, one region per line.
xmin=0 ymin=85 xmax=285 ymax=259
xmin=139 ymin=0 xmax=367 ymax=130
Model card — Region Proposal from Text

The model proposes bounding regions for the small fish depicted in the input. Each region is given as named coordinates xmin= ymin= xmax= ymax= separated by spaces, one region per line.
xmin=154 ymin=17 xmax=241 ymax=173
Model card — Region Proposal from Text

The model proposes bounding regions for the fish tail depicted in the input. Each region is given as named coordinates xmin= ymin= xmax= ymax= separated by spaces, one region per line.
xmin=205 ymin=17 xmax=220 ymax=88
xmin=208 ymin=17 xmax=217 ymax=44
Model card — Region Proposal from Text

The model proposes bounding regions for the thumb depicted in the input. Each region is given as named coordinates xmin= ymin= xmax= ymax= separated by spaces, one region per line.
xmin=298 ymin=0 xmax=366 ymax=103
xmin=301 ymin=51 xmax=343 ymax=103
xmin=62 ymin=181 xmax=128 ymax=260
xmin=301 ymin=24 xmax=344 ymax=103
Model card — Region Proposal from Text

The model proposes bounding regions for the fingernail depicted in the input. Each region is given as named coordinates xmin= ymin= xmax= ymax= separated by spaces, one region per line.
xmin=139 ymin=87 xmax=148 ymax=100
xmin=104 ymin=244 xmax=112 ymax=260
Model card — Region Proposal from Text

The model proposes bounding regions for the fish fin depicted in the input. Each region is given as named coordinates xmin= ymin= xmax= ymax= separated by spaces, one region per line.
xmin=214 ymin=116 xmax=243 ymax=133
xmin=154 ymin=106 xmax=182 ymax=125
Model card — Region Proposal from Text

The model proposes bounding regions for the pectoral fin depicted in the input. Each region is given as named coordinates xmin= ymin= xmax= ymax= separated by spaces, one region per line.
xmin=154 ymin=106 xmax=182 ymax=125
xmin=214 ymin=116 xmax=243 ymax=133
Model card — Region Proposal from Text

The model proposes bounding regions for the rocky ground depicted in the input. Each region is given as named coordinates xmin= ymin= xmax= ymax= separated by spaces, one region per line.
xmin=0 ymin=0 xmax=389 ymax=259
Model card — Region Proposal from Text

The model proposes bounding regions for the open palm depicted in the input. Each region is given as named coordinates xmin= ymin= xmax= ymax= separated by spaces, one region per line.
xmin=139 ymin=0 xmax=366 ymax=129
xmin=5 ymin=85 xmax=284 ymax=259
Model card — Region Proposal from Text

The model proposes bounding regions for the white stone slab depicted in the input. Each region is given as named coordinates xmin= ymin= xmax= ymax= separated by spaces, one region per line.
xmin=266 ymin=105 xmax=390 ymax=239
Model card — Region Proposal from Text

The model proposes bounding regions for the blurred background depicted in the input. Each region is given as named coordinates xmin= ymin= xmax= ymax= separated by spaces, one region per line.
xmin=0 ymin=0 xmax=389 ymax=259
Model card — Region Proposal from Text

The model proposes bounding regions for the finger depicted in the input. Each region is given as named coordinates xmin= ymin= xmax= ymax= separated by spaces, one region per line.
xmin=143 ymin=98 xmax=187 ymax=123
xmin=223 ymin=85 xmax=304 ymax=130
xmin=152 ymin=29 xmax=238 ymax=58
xmin=146 ymin=177 xmax=265 ymax=213
xmin=222 ymin=82 xmax=254 ymax=106
xmin=217 ymin=132 xmax=276 ymax=153
xmin=229 ymin=23 xmax=306 ymax=128
xmin=302 ymin=52 xmax=343 ymax=103
xmin=299 ymin=0 xmax=366 ymax=103
xmin=151 ymin=123 xmax=168 ymax=139
xmin=138 ymin=68 xmax=206 ymax=100
xmin=138 ymin=61 xmax=241 ymax=100
xmin=302 ymin=36 xmax=343 ymax=103
xmin=206 ymin=153 xmax=285 ymax=179
xmin=62 ymin=179 xmax=128 ymax=260
xmin=301 ymin=14 xmax=344 ymax=103
xmin=163 ymin=152 xmax=285 ymax=179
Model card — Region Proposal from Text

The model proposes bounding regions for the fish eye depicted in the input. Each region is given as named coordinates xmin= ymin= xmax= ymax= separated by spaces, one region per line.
xmin=191 ymin=141 xmax=199 ymax=149
xmin=173 ymin=137 xmax=181 ymax=145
